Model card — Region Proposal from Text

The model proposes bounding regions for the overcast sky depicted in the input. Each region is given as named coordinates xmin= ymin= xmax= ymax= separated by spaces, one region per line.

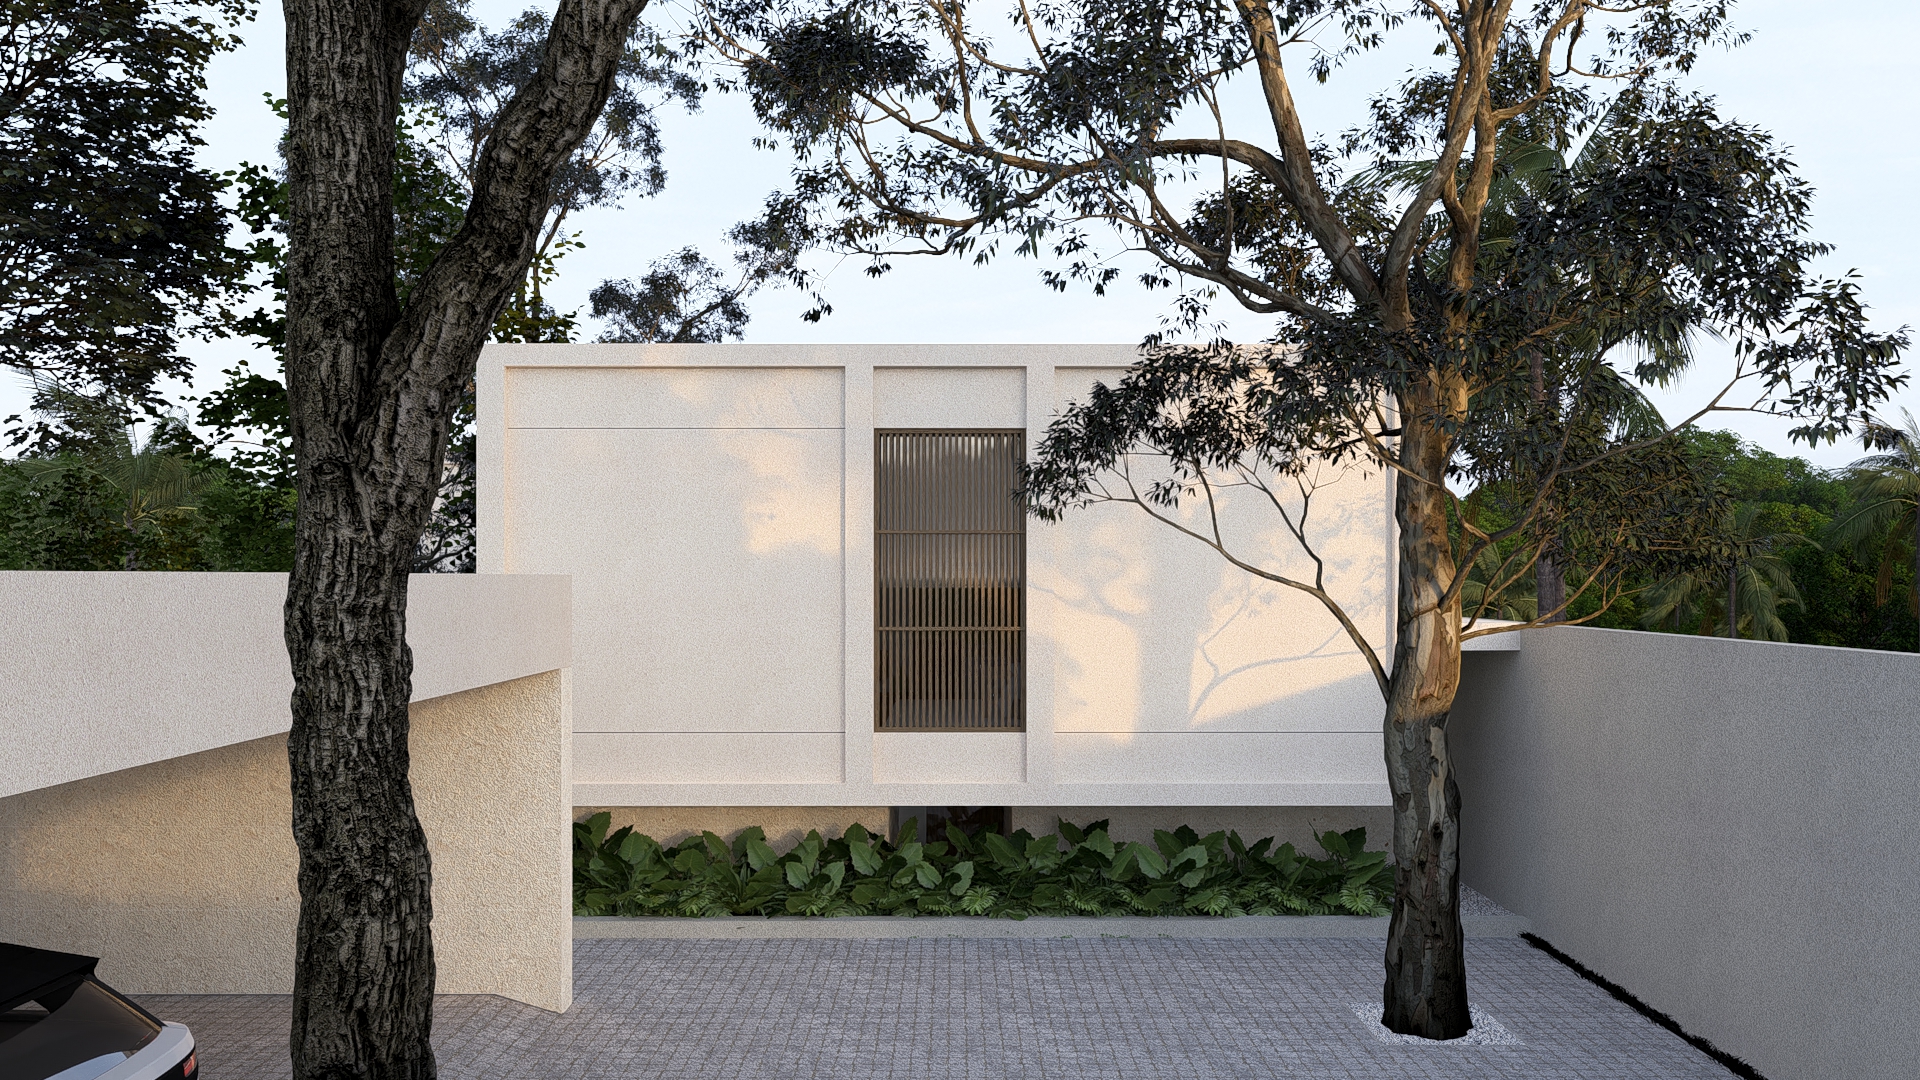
xmin=40 ymin=0 xmax=1918 ymax=468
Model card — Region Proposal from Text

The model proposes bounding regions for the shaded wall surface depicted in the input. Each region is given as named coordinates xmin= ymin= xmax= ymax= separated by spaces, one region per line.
xmin=0 ymin=671 xmax=572 ymax=1009
xmin=1450 ymin=626 xmax=1920 ymax=1080
xmin=0 ymin=572 xmax=574 ymax=1011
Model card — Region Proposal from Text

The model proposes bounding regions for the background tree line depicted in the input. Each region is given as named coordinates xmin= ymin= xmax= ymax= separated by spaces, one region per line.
xmin=1 ymin=0 xmax=812 ymax=575
xmin=1456 ymin=419 xmax=1918 ymax=651
xmin=9 ymin=0 xmax=1909 ymax=653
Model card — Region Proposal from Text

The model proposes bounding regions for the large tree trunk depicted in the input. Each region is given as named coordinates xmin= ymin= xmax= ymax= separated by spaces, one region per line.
xmin=1381 ymin=404 xmax=1471 ymax=1040
xmin=281 ymin=2 xmax=648 ymax=1075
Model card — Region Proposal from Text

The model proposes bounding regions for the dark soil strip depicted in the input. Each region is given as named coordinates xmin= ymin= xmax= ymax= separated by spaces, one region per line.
xmin=1520 ymin=932 xmax=1767 ymax=1080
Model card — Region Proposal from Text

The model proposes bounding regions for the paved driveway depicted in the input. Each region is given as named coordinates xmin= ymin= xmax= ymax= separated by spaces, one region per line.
xmin=140 ymin=936 xmax=1739 ymax=1079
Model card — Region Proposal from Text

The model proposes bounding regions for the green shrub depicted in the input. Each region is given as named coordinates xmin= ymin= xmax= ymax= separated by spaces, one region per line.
xmin=572 ymin=814 xmax=1392 ymax=918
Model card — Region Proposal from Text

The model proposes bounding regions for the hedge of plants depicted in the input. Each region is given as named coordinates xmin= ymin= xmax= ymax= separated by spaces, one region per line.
xmin=573 ymin=812 xmax=1393 ymax=918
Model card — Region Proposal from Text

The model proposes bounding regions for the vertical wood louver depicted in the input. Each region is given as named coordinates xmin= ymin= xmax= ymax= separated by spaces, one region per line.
xmin=875 ymin=430 xmax=1026 ymax=731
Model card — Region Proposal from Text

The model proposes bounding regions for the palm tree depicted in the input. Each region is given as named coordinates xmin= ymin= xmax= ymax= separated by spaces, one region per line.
xmin=1360 ymin=106 xmax=1688 ymax=622
xmin=13 ymin=379 xmax=208 ymax=569
xmin=1640 ymin=502 xmax=1807 ymax=641
xmin=1829 ymin=409 xmax=1920 ymax=638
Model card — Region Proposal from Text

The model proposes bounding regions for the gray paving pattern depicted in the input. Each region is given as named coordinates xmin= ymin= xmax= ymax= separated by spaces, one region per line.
xmin=140 ymin=938 xmax=1740 ymax=1079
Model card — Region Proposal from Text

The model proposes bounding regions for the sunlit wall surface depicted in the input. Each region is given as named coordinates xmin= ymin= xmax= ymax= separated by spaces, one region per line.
xmin=481 ymin=343 xmax=1395 ymax=810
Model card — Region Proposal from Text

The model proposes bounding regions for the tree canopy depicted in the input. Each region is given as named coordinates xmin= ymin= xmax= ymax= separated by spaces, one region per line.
xmin=0 ymin=0 xmax=253 ymax=438
xmin=707 ymin=0 xmax=1910 ymax=1038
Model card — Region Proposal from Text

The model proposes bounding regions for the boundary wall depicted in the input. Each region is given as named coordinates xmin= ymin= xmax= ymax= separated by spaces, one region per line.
xmin=1450 ymin=626 xmax=1920 ymax=1080
xmin=0 ymin=572 xmax=575 ymax=1012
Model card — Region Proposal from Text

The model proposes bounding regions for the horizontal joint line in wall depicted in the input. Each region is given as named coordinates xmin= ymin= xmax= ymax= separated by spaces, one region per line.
xmin=571 ymin=730 xmax=857 ymax=735
xmin=508 ymin=425 xmax=846 ymax=431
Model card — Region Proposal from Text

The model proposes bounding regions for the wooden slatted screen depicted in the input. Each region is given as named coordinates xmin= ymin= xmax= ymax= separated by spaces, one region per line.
xmin=875 ymin=430 xmax=1026 ymax=732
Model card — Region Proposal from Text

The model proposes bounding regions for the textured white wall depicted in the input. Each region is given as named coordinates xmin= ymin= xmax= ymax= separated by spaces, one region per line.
xmin=1451 ymin=627 xmax=1920 ymax=1080
xmin=0 ymin=572 xmax=571 ymax=798
xmin=483 ymin=343 xmax=1395 ymax=808
xmin=0 ymin=574 xmax=575 ymax=1009
xmin=0 ymin=672 xmax=573 ymax=1010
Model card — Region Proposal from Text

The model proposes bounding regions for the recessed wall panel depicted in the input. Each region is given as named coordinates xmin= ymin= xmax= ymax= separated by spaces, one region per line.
xmin=872 ymin=733 xmax=1025 ymax=783
xmin=508 ymin=366 xmax=844 ymax=429
xmin=572 ymin=733 xmax=843 ymax=784
xmin=874 ymin=366 xmax=1025 ymax=428
xmin=1055 ymin=732 xmax=1384 ymax=785
xmin=505 ymin=427 xmax=843 ymax=734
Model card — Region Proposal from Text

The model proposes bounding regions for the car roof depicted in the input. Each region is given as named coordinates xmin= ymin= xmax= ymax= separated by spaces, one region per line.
xmin=0 ymin=941 xmax=100 ymax=1013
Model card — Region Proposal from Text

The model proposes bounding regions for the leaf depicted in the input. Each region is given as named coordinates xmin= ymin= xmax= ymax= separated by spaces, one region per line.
xmin=1057 ymin=819 xmax=1085 ymax=845
xmin=744 ymin=837 xmax=779 ymax=872
xmin=617 ymin=832 xmax=651 ymax=866
xmin=785 ymin=862 xmax=810 ymax=890
xmin=1153 ymin=830 xmax=1184 ymax=860
xmin=914 ymin=862 xmax=941 ymax=890
xmin=844 ymin=822 xmax=871 ymax=847
xmin=731 ymin=826 xmax=767 ymax=862
xmin=949 ymin=860 xmax=975 ymax=896
xmin=848 ymin=839 xmax=882 ymax=877
xmin=982 ymin=832 xmax=1025 ymax=870
xmin=945 ymin=821 xmax=974 ymax=855
xmin=1137 ymin=886 xmax=1177 ymax=911
xmin=1317 ymin=829 xmax=1352 ymax=860
xmin=1128 ymin=843 xmax=1169 ymax=880
xmin=584 ymin=811 xmax=611 ymax=849
xmin=1172 ymin=844 xmax=1208 ymax=871
xmin=1083 ymin=829 xmax=1115 ymax=860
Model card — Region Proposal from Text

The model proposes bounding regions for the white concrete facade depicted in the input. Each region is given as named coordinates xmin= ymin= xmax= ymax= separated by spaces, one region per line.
xmin=481 ymin=343 xmax=1396 ymax=810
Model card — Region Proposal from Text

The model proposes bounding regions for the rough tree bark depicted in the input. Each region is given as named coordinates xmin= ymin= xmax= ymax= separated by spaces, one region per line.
xmin=1381 ymin=385 xmax=1471 ymax=1040
xmin=280 ymin=1 xmax=649 ymax=1076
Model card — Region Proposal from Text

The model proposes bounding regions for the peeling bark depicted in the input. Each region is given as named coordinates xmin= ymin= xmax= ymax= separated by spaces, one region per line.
xmin=1381 ymin=394 xmax=1471 ymax=1040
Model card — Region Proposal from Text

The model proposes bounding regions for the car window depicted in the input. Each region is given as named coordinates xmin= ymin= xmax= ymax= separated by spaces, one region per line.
xmin=0 ymin=978 xmax=160 ymax=1080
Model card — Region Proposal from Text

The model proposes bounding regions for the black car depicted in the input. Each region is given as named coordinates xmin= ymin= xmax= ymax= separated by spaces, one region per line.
xmin=0 ymin=943 xmax=196 ymax=1080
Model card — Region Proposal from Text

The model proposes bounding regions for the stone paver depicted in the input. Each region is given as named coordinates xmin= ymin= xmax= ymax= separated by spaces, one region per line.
xmin=140 ymin=937 xmax=1739 ymax=1080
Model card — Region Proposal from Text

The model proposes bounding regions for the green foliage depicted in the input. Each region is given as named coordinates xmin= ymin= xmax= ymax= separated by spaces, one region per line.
xmin=0 ymin=378 xmax=294 ymax=571
xmin=0 ymin=456 xmax=293 ymax=571
xmin=573 ymin=813 xmax=1393 ymax=919
xmin=1830 ymin=410 xmax=1920 ymax=623
xmin=1555 ymin=428 xmax=1916 ymax=652
xmin=0 ymin=0 xmax=253 ymax=434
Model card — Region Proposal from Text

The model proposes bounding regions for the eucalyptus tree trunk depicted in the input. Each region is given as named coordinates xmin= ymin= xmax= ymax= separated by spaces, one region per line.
xmin=1381 ymin=400 xmax=1471 ymax=1040
xmin=281 ymin=1 xmax=647 ymax=1076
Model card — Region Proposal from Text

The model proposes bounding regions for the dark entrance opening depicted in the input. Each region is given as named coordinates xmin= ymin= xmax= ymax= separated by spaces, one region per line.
xmin=889 ymin=806 xmax=1010 ymax=844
